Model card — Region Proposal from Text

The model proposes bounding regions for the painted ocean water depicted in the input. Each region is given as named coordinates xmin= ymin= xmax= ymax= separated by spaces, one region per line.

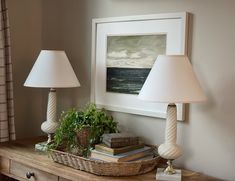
xmin=106 ymin=67 xmax=151 ymax=94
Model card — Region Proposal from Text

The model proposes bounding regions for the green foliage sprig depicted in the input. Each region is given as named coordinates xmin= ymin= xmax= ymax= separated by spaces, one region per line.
xmin=81 ymin=104 xmax=118 ymax=145
xmin=52 ymin=109 xmax=82 ymax=152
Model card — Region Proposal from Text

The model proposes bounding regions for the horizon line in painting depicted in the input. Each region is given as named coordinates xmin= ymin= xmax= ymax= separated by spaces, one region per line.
xmin=106 ymin=34 xmax=166 ymax=94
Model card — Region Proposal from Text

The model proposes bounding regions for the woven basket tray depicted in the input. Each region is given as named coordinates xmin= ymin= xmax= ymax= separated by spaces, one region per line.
xmin=49 ymin=148 xmax=161 ymax=176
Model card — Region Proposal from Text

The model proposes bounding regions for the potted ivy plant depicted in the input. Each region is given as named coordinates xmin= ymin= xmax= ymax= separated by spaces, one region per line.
xmin=50 ymin=104 xmax=118 ymax=157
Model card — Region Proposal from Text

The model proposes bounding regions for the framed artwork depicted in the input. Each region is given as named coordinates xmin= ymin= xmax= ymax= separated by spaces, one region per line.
xmin=91 ymin=12 xmax=189 ymax=120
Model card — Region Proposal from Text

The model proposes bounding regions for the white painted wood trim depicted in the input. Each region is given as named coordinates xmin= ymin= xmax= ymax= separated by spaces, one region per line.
xmin=92 ymin=12 xmax=188 ymax=24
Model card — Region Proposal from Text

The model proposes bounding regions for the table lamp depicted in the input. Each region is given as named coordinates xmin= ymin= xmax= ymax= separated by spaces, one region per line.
xmin=138 ymin=55 xmax=206 ymax=181
xmin=24 ymin=50 xmax=80 ymax=149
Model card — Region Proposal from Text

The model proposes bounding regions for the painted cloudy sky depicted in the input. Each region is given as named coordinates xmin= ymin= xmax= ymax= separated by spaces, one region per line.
xmin=106 ymin=34 xmax=166 ymax=68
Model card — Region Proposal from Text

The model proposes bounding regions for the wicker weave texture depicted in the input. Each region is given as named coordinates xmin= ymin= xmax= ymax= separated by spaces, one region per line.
xmin=50 ymin=149 xmax=160 ymax=176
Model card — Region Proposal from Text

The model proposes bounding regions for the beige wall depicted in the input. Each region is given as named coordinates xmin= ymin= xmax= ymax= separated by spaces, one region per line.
xmin=7 ymin=0 xmax=88 ymax=138
xmin=8 ymin=0 xmax=235 ymax=180
xmin=7 ymin=0 xmax=45 ymax=138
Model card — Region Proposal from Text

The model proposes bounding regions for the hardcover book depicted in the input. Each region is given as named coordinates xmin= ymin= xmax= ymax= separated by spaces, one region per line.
xmin=95 ymin=142 xmax=144 ymax=155
xmin=90 ymin=146 xmax=153 ymax=162
xmin=102 ymin=133 xmax=139 ymax=148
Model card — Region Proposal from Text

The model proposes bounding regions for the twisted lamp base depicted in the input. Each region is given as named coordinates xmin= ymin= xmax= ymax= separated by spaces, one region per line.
xmin=158 ymin=104 xmax=182 ymax=175
xmin=41 ymin=89 xmax=59 ymax=144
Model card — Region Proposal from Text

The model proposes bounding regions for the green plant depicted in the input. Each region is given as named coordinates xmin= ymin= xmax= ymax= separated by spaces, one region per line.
xmin=49 ymin=103 xmax=118 ymax=157
xmin=51 ymin=109 xmax=82 ymax=152
xmin=80 ymin=104 xmax=118 ymax=145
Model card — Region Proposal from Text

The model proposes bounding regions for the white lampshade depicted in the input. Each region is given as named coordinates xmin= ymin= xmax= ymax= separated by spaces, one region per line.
xmin=24 ymin=50 xmax=80 ymax=88
xmin=138 ymin=55 xmax=206 ymax=103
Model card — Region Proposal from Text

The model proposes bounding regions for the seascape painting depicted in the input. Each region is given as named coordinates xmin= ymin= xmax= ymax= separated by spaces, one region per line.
xmin=106 ymin=35 xmax=166 ymax=94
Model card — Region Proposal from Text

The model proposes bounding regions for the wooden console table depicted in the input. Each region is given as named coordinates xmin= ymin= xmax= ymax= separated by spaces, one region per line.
xmin=0 ymin=137 xmax=222 ymax=181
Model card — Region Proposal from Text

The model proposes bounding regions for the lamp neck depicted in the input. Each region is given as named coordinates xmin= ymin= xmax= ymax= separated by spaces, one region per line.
xmin=165 ymin=104 xmax=177 ymax=144
xmin=47 ymin=89 xmax=57 ymax=122
xmin=50 ymin=88 xmax=56 ymax=92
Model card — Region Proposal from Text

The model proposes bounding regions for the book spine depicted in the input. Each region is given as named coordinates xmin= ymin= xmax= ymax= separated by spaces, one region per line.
xmin=90 ymin=151 xmax=115 ymax=162
xmin=119 ymin=148 xmax=153 ymax=162
xmin=95 ymin=145 xmax=114 ymax=154
xmin=103 ymin=139 xmax=139 ymax=148
xmin=95 ymin=143 xmax=145 ymax=155
xmin=113 ymin=144 xmax=144 ymax=155
xmin=107 ymin=137 xmax=139 ymax=143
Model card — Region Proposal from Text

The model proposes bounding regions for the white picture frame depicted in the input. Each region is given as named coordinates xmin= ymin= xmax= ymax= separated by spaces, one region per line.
xmin=91 ymin=12 xmax=189 ymax=121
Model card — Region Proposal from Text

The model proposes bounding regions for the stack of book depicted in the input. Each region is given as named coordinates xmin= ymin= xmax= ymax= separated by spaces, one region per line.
xmin=90 ymin=133 xmax=154 ymax=162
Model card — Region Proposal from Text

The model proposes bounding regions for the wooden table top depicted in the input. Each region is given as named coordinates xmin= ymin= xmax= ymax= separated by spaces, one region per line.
xmin=0 ymin=137 xmax=223 ymax=181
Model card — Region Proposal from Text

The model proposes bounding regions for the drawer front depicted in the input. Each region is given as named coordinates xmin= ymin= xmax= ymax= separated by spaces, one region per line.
xmin=0 ymin=156 xmax=10 ymax=173
xmin=10 ymin=161 xmax=58 ymax=181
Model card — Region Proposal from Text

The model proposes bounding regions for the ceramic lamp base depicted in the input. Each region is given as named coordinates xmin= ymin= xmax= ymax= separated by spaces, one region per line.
xmin=41 ymin=89 xmax=58 ymax=144
xmin=156 ymin=168 xmax=181 ymax=181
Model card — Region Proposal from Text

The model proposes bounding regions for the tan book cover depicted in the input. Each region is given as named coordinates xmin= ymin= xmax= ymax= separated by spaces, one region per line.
xmin=102 ymin=133 xmax=139 ymax=142
xmin=102 ymin=133 xmax=139 ymax=148
xmin=95 ymin=142 xmax=144 ymax=155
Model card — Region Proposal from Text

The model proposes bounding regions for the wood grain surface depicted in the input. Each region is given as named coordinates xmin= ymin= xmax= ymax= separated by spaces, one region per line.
xmin=0 ymin=137 xmax=223 ymax=181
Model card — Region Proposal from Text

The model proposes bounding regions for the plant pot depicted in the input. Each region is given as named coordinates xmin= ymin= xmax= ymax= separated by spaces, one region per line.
xmin=76 ymin=126 xmax=91 ymax=148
